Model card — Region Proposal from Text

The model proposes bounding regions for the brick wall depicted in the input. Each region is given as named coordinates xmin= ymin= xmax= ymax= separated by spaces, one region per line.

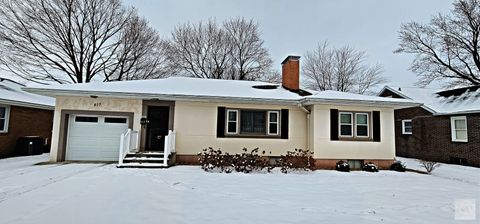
xmin=0 ymin=106 xmax=54 ymax=158
xmin=394 ymin=107 xmax=480 ymax=167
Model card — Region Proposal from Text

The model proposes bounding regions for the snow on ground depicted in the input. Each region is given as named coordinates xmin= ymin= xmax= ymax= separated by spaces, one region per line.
xmin=397 ymin=156 xmax=480 ymax=186
xmin=0 ymin=154 xmax=478 ymax=224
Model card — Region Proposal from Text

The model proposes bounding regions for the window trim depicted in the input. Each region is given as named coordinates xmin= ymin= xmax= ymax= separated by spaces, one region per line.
xmin=339 ymin=112 xmax=354 ymax=137
xmin=355 ymin=113 xmax=369 ymax=138
xmin=267 ymin=111 xmax=279 ymax=135
xmin=0 ymin=105 xmax=10 ymax=133
xmin=226 ymin=109 xmax=239 ymax=134
xmin=450 ymin=116 xmax=468 ymax=142
xmin=224 ymin=108 xmax=280 ymax=138
xmin=401 ymin=119 xmax=412 ymax=135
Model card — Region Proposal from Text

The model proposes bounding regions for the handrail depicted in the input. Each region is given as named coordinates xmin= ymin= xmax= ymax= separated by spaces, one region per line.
xmin=163 ymin=130 xmax=176 ymax=166
xmin=118 ymin=129 xmax=139 ymax=166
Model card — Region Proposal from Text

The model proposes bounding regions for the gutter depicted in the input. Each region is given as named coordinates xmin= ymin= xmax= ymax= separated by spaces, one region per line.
xmin=300 ymin=98 xmax=421 ymax=108
xmin=23 ymin=87 xmax=421 ymax=108
xmin=0 ymin=99 xmax=54 ymax=110
xmin=22 ymin=88 xmax=302 ymax=106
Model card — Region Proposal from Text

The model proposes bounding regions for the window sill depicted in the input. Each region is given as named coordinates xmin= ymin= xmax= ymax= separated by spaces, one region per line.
xmin=452 ymin=139 xmax=468 ymax=143
xmin=338 ymin=137 xmax=373 ymax=142
xmin=224 ymin=134 xmax=281 ymax=139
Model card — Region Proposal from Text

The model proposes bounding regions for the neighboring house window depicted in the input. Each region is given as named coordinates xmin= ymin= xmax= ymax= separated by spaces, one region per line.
xmin=339 ymin=112 xmax=353 ymax=137
xmin=225 ymin=109 xmax=280 ymax=136
xmin=451 ymin=116 xmax=468 ymax=142
xmin=268 ymin=111 xmax=279 ymax=135
xmin=0 ymin=106 xmax=10 ymax=133
xmin=339 ymin=111 xmax=371 ymax=139
xmin=226 ymin=109 xmax=239 ymax=134
xmin=402 ymin=120 xmax=412 ymax=135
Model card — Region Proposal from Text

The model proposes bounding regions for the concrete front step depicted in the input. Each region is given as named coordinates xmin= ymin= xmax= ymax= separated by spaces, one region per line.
xmin=117 ymin=162 xmax=168 ymax=168
xmin=123 ymin=157 xmax=165 ymax=163
xmin=126 ymin=152 xmax=165 ymax=158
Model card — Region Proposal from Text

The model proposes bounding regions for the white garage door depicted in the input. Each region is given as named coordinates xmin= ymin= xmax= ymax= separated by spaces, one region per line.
xmin=66 ymin=114 xmax=129 ymax=161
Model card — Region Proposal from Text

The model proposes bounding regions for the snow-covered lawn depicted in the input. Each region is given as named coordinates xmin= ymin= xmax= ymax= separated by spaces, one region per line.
xmin=0 ymin=154 xmax=478 ymax=224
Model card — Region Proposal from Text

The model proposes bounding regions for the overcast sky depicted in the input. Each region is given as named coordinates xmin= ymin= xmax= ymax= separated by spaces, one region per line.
xmin=124 ymin=0 xmax=455 ymax=88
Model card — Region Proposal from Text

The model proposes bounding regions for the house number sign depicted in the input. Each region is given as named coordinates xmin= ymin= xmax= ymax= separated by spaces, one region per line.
xmin=93 ymin=102 xmax=102 ymax=107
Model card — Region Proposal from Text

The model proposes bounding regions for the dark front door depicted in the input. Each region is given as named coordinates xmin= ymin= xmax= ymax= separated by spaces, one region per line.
xmin=146 ymin=106 xmax=170 ymax=151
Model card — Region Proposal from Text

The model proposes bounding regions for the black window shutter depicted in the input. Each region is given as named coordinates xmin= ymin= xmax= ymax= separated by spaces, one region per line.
xmin=217 ymin=107 xmax=226 ymax=138
xmin=281 ymin=109 xmax=289 ymax=139
xmin=330 ymin=109 xmax=339 ymax=141
xmin=373 ymin=111 xmax=381 ymax=142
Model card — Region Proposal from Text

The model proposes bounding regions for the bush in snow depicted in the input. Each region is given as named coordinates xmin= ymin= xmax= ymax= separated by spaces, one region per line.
xmin=276 ymin=149 xmax=315 ymax=173
xmin=363 ymin=162 xmax=378 ymax=172
xmin=231 ymin=148 xmax=273 ymax=173
xmin=335 ymin=160 xmax=350 ymax=172
xmin=390 ymin=161 xmax=406 ymax=172
xmin=198 ymin=147 xmax=273 ymax=173
xmin=198 ymin=147 xmax=230 ymax=172
xmin=418 ymin=160 xmax=440 ymax=174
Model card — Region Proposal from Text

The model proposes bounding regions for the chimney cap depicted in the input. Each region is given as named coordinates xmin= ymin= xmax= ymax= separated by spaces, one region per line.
xmin=281 ymin=55 xmax=301 ymax=65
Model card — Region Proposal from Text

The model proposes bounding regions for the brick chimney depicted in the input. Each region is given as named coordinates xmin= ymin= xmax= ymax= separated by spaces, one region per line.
xmin=281 ymin=55 xmax=301 ymax=91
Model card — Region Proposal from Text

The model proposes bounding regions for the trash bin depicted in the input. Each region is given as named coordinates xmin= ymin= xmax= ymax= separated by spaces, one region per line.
xmin=16 ymin=136 xmax=45 ymax=156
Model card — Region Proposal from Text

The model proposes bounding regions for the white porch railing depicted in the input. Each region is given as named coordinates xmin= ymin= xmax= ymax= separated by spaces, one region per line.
xmin=163 ymin=130 xmax=176 ymax=166
xmin=118 ymin=129 xmax=139 ymax=166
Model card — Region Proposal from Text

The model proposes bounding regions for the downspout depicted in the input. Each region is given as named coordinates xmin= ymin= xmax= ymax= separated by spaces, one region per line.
xmin=297 ymin=103 xmax=311 ymax=151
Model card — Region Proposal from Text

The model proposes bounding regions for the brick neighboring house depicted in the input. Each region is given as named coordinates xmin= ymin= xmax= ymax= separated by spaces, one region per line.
xmin=0 ymin=78 xmax=55 ymax=158
xmin=379 ymin=86 xmax=480 ymax=167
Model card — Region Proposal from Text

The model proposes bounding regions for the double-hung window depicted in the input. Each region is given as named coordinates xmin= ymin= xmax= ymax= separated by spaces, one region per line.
xmin=339 ymin=112 xmax=353 ymax=137
xmin=225 ymin=109 xmax=280 ymax=137
xmin=451 ymin=116 xmax=468 ymax=142
xmin=339 ymin=111 xmax=371 ymax=139
xmin=355 ymin=113 xmax=369 ymax=137
xmin=402 ymin=120 xmax=412 ymax=135
xmin=226 ymin=109 xmax=239 ymax=134
xmin=268 ymin=111 xmax=279 ymax=135
xmin=0 ymin=106 xmax=10 ymax=133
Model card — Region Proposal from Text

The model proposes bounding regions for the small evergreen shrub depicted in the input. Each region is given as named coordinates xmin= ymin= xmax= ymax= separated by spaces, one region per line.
xmin=390 ymin=161 xmax=406 ymax=172
xmin=276 ymin=149 xmax=315 ymax=173
xmin=336 ymin=160 xmax=350 ymax=172
xmin=363 ymin=162 xmax=378 ymax=172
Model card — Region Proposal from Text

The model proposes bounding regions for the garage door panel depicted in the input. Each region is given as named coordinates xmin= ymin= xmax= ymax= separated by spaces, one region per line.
xmin=66 ymin=114 xmax=129 ymax=161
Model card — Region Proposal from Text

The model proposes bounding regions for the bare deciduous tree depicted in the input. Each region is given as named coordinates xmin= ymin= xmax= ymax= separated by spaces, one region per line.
xmin=165 ymin=17 xmax=273 ymax=81
xmin=396 ymin=0 xmax=480 ymax=87
xmin=165 ymin=19 xmax=231 ymax=79
xmin=0 ymin=0 xmax=167 ymax=84
xmin=223 ymin=18 xmax=273 ymax=80
xmin=303 ymin=42 xmax=385 ymax=94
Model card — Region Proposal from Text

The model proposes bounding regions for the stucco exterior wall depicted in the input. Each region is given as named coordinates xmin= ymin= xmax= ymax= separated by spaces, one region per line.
xmin=49 ymin=96 xmax=142 ymax=162
xmin=173 ymin=101 xmax=308 ymax=156
xmin=309 ymin=104 xmax=396 ymax=160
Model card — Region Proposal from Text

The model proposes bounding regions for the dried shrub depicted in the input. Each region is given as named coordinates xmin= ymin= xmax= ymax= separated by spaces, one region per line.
xmin=198 ymin=147 xmax=273 ymax=173
xmin=336 ymin=160 xmax=350 ymax=172
xmin=363 ymin=162 xmax=379 ymax=172
xmin=390 ymin=161 xmax=406 ymax=172
xmin=418 ymin=160 xmax=440 ymax=174
xmin=276 ymin=149 xmax=315 ymax=173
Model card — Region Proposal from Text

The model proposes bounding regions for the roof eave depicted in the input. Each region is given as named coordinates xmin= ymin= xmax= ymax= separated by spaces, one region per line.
xmin=0 ymin=99 xmax=54 ymax=110
xmin=23 ymin=88 xmax=301 ymax=105
xmin=301 ymin=98 xmax=422 ymax=109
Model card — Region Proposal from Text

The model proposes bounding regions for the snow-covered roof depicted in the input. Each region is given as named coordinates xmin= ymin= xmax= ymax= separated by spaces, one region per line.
xmin=24 ymin=77 xmax=417 ymax=108
xmin=379 ymin=86 xmax=480 ymax=115
xmin=0 ymin=78 xmax=55 ymax=110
